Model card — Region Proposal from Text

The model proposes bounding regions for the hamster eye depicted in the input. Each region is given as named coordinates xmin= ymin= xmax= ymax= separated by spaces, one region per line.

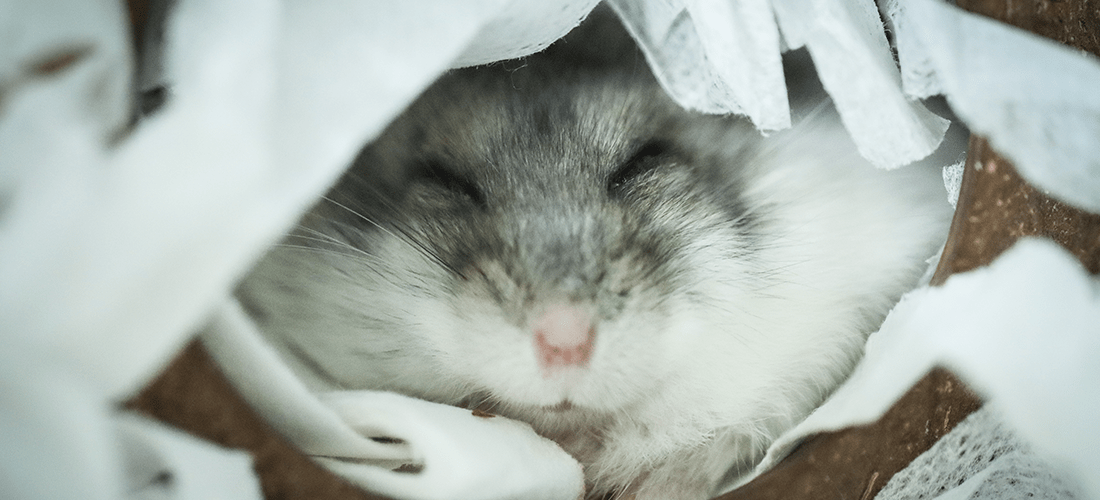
xmin=607 ymin=140 xmax=671 ymax=195
xmin=415 ymin=159 xmax=487 ymax=208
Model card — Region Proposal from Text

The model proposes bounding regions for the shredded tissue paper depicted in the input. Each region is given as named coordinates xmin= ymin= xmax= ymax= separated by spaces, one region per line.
xmin=1 ymin=0 xmax=1098 ymax=499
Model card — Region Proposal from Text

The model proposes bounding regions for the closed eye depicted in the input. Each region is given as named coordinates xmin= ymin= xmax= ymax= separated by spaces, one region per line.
xmin=607 ymin=140 xmax=672 ymax=195
xmin=416 ymin=159 xmax=487 ymax=208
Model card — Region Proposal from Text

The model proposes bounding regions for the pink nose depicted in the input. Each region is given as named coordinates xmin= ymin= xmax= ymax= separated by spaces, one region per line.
xmin=533 ymin=304 xmax=595 ymax=371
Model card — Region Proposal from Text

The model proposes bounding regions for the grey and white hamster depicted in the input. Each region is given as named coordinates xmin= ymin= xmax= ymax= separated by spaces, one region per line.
xmin=238 ymin=10 xmax=953 ymax=500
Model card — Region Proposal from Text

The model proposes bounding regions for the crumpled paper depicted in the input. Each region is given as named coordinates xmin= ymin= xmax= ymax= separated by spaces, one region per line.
xmin=202 ymin=299 xmax=585 ymax=500
xmin=739 ymin=239 xmax=1100 ymax=500
xmin=773 ymin=0 xmax=950 ymax=168
xmin=606 ymin=0 xmax=949 ymax=167
xmin=607 ymin=0 xmax=789 ymax=131
xmin=883 ymin=0 xmax=1100 ymax=213
xmin=3 ymin=0 xmax=1100 ymax=499
xmin=876 ymin=406 xmax=1087 ymax=500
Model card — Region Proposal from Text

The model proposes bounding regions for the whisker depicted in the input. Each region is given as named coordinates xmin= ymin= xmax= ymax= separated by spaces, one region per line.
xmin=318 ymin=195 xmax=468 ymax=279
xmin=271 ymin=243 xmax=385 ymax=268
xmin=320 ymin=195 xmax=402 ymax=241
xmin=285 ymin=232 xmax=380 ymax=262
xmin=294 ymin=225 xmax=353 ymax=245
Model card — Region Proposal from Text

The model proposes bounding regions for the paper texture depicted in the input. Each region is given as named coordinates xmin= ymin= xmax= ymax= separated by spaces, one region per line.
xmin=746 ymin=239 xmax=1100 ymax=500
xmin=608 ymin=0 xmax=790 ymax=131
xmin=885 ymin=0 xmax=1100 ymax=213
xmin=773 ymin=0 xmax=950 ymax=168
xmin=877 ymin=406 xmax=1087 ymax=500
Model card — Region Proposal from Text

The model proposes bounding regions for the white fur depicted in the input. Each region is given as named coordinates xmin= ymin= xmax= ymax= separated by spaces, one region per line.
xmin=242 ymin=110 xmax=950 ymax=498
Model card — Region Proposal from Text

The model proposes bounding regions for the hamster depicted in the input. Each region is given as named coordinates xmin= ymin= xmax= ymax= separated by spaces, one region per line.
xmin=237 ymin=10 xmax=953 ymax=500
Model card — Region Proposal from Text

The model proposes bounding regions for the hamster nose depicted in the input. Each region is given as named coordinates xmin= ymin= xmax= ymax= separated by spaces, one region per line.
xmin=532 ymin=304 xmax=595 ymax=372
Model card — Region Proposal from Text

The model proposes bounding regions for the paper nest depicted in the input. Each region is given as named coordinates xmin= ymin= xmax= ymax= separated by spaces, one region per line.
xmin=2 ymin=1 xmax=1099 ymax=499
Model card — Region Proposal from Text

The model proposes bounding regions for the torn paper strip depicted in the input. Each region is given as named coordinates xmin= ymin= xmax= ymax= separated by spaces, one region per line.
xmin=772 ymin=0 xmax=949 ymax=169
xmin=202 ymin=299 xmax=585 ymax=500
xmin=751 ymin=239 xmax=1100 ymax=499
xmin=887 ymin=0 xmax=1100 ymax=213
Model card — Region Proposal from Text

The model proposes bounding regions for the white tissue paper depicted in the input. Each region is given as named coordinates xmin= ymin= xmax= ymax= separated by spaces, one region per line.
xmin=607 ymin=0 xmax=791 ymax=131
xmin=201 ymin=299 xmax=585 ymax=500
xmin=116 ymin=414 xmax=263 ymax=500
xmin=4 ymin=0 xmax=1100 ymax=499
xmin=876 ymin=406 xmax=1087 ymax=500
xmin=884 ymin=0 xmax=1100 ymax=213
xmin=942 ymin=160 xmax=965 ymax=208
xmin=772 ymin=0 xmax=950 ymax=168
xmin=742 ymin=239 xmax=1100 ymax=500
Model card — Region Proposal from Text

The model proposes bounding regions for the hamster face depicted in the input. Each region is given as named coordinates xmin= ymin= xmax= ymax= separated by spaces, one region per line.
xmin=334 ymin=65 xmax=760 ymax=414
xmin=239 ymin=11 xmax=952 ymax=500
